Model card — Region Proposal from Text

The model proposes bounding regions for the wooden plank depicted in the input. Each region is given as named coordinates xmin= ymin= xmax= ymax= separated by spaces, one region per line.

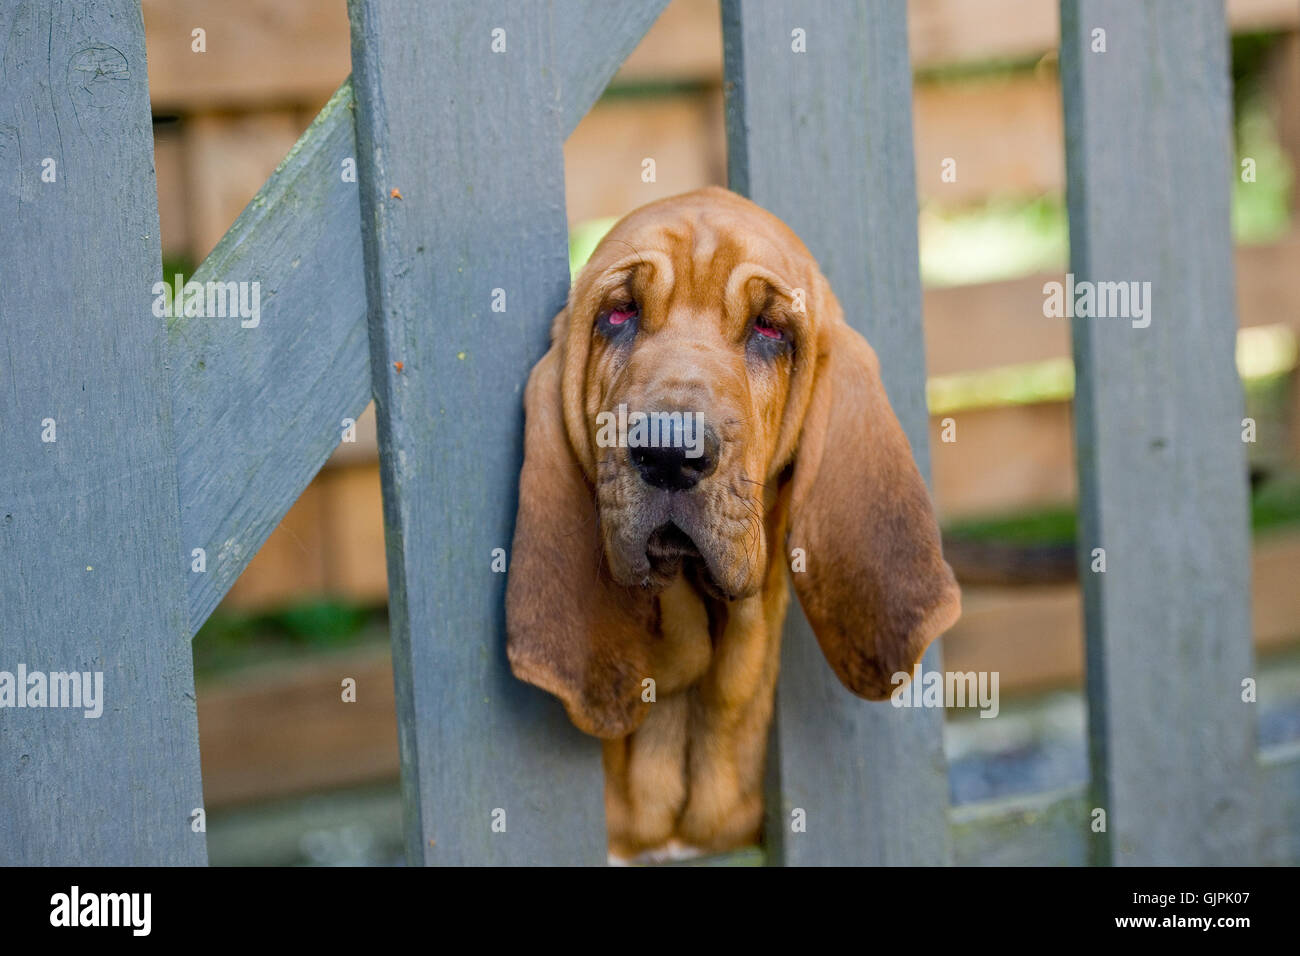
xmin=318 ymin=464 xmax=388 ymax=603
xmin=930 ymin=400 xmax=1076 ymax=519
xmin=172 ymin=82 xmax=371 ymax=634
xmin=1229 ymin=0 xmax=1300 ymax=33
xmin=0 ymin=0 xmax=205 ymax=865
xmin=945 ymin=585 xmax=1084 ymax=692
xmin=923 ymin=235 xmax=1300 ymax=378
xmin=221 ymin=477 xmax=329 ymax=610
xmin=1251 ymin=533 xmax=1300 ymax=652
xmin=141 ymin=0 xmax=353 ymax=111
xmin=142 ymin=0 xmax=667 ymax=115
xmin=349 ymin=0 xmax=665 ymax=866
xmin=1060 ymin=0 xmax=1258 ymax=864
xmin=197 ymin=647 xmax=397 ymax=807
xmin=947 ymin=533 xmax=1300 ymax=692
xmin=724 ymin=0 xmax=950 ymax=865
xmin=910 ymin=0 xmax=1061 ymax=68
xmin=564 ymin=92 xmax=726 ymax=224
xmin=158 ymin=61 xmax=1291 ymax=260
xmin=1269 ymin=31 xmax=1300 ymax=214
xmin=175 ymin=2 xmax=670 ymax=637
xmin=913 ymin=73 xmax=1064 ymax=203
xmin=576 ymin=55 xmax=1294 ymax=213
xmin=909 ymin=0 xmax=1298 ymax=68
xmin=138 ymin=0 xmax=1299 ymax=114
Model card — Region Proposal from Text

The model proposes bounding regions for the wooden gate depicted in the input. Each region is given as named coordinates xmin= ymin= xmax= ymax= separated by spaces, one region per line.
xmin=1 ymin=0 xmax=1288 ymax=865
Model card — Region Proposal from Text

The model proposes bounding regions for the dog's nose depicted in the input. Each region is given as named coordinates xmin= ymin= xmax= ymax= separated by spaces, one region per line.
xmin=630 ymin=417 xmax=720 ymax=491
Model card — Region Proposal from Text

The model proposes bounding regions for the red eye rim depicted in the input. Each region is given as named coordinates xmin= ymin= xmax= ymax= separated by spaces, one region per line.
xmin=607 ymin=305 xmax=638 ymax=326
xmin=753 ymin=316 xmax=784 ymax=340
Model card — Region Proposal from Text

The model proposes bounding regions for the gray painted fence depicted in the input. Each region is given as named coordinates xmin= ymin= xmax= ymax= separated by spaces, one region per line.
xmin=347 ymin=0 xmax=630 ymax=866
xmin=0 ymin=0 xmax=205 ymax=865
xmin=1061 ymin=0 xmax=1258 ymax=865
xmin=0 ymin=0 xmax=1292 ymax=866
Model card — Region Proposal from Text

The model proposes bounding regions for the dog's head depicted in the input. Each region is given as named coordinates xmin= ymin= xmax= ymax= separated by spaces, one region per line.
xmin=507 ymin=187 xmax=959 ymax=738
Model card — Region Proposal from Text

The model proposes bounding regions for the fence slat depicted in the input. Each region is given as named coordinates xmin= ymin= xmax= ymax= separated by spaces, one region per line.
xmin=172 ymin=84 xmax=370 ymax=633
xmin=349 ymin=0 xmax=661 ymax=865
xmin=0 ymin=0 xmax=205 ymax=864
xmin=556 ymin=1 xmax=670 ymax=134
xmin=1060 ymin=0 xmax=1258 ymax=864
xmin=723 ymin=0 xmax=951 ymax=865
xmin=174 ymin=0 xmax=668 ymax=636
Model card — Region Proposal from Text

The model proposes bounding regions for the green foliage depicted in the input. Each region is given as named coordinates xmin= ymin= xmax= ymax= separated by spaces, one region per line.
xmin=569 ymin=216 xmax=619 ymax=277
xmin=193 ymin=600 xmax=385 ymax=679
xmin=945 ymin=474 xmax=1300 ymax=547
xmin=1253 ymin=474 xmax=1300 ymax=533
xmin=1232 ymin=99 xmax=1294 ymax=243
xmin=160 ymin=256 xmax=197 ymax=281
xmin=919 ymin=194 xmax=1068 ymax=288
xmin=945 ymin=506 xmax=1078 ymax=547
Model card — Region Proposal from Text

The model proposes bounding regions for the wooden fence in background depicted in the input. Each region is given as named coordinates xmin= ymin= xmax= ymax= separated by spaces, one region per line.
xmin=2 ymin=0 xmax=1294 ymax=865
xmin=172 ymin=0 xmax=1300 ymax=613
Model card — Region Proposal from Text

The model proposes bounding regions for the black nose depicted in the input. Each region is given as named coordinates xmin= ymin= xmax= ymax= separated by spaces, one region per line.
xmin=629 ymin=417 xmax=720 ymax=490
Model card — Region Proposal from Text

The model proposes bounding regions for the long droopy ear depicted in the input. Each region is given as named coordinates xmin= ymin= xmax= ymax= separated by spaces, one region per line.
xmin=506 ymin=337 xmax=656 ymax=739
xmin=788 ymin=316 xmax=960 ymax=700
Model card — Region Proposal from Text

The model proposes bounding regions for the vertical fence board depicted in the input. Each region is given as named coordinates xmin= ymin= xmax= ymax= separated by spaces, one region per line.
xmin=723 ymin=0 xmax=950 ymax=865
xmin=0 ymin=0 xmax=205 ymax=864
xmin=349 ymin=0 xmax=614 ymax=865
xmin=1060 ymin=0 xmax=1258 ymax=864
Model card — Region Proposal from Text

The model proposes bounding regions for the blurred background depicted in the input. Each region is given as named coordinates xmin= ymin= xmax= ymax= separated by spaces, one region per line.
xmin=142 ymin=0 xmax=1300 ymax=864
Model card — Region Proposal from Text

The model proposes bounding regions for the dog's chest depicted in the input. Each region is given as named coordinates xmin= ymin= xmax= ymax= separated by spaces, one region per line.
xmin=652 ymin=575 xmax=715 ymax=694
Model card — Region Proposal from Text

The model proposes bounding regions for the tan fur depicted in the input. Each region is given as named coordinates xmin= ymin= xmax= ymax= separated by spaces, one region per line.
xmin=505 ymin=187 xmax=960 ymax=859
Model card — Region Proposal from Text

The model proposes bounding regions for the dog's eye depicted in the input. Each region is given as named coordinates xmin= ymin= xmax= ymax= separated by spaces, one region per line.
xmin=597 ymin=302 xmax=639 ymax=339
xmin=752 ymin=316 xmax=784 ymax=341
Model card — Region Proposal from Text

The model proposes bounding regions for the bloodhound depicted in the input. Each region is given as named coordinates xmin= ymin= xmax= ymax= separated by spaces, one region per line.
xmin=506 ymin=187 xmax=960 ymax=863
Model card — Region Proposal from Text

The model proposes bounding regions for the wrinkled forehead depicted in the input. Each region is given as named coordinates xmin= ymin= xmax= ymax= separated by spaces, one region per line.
xmin=579 ymin=195 xmax=813 ymax=302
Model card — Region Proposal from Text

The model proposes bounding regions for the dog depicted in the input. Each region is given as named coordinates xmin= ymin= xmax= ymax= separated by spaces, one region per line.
xmin=506 ymin=187 xmax=960 ymax=862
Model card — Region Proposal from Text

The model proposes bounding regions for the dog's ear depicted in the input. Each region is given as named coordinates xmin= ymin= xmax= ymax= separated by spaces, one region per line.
xmin=506 ymin=332 xmax=656 ymax=738
xmin=787 ymin=309 xmax=960 ymax=700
